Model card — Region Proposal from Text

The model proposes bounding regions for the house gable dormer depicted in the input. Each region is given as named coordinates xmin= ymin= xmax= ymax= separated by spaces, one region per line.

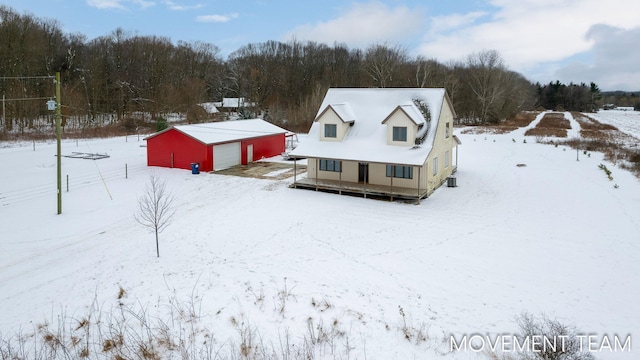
xmin=381 ymin=105 xmax=424 ymax=146
xmin=316 ymin=103 xmax=355 ymax=142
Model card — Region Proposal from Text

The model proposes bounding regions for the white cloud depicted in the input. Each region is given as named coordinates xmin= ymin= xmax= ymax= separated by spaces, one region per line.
xmin=427 ymin=11 xmax=488 ymax=35
xmin=284 ymin=1 xmax=424 ymax=48
xmin=87 ymin=0 xmax=155 ymax=10
xmin=164 ymin=1 xmax=204 ymax=11
xmin=86 ymin=0 xmax=127 ymax=10
xmin=196 ymin=13 xmax=239 ymax=23
xmin=417 ymin=0 xmax=640 ymax=88
xmin=132 ymin=0 xmax=155 ymax=8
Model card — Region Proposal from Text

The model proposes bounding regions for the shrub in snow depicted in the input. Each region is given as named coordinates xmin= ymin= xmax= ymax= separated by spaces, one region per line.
xmin=598 ymin=163 xmax=614 ymax=181
xmin=487 ymin=313 xmax=596 ymax=360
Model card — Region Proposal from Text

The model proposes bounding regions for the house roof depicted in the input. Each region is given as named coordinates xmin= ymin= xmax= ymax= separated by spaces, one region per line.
xmin=381 ymin=105 xmax=425 ymax=126
xmin=289 ymin=88 xmax=454 ymax=166
xmin=318 ymin=103 xmax=356 ymax=123
xmin=145 ymin=119 xmax=288 ymax=145
xmin=221 ymin=97 xmax=256 ymax=108
xmin=197 ymin=102 xmax=219 ymax=114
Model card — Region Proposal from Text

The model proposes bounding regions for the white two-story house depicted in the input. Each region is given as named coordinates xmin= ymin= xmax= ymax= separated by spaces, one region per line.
xmin=289 ymin=88 xmax=461 ymax=202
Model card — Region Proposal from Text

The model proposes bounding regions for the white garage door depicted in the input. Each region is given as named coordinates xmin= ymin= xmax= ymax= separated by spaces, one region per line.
xmin=213 ymin=142 xmax=241 ymax=170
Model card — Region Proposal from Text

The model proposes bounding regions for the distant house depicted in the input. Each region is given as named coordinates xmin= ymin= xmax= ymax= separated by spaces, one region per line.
xmin=187 ymin=102 xmax=220 ymax=123
xmin=214 ymin=97 xmax=256 ymax=113
xmin=289 ymin=88 xmax=461 ymax=201
xmin=197 ymin=102 xmax=220 ymax=116
xmin=145 ymin=119 xmax=288 ymax=172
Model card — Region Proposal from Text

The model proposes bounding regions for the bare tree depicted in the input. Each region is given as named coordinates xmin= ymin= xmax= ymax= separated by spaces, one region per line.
xmin=363 ymin=43 xmax=408 ymax=88
xmin=135 ymin=174 xmax=175 ymax=258
xmin=466 ymin=49 xmax=507 ymax=123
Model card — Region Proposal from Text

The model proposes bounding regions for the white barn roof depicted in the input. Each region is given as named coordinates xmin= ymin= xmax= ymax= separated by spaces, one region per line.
xmin=146 ymin=119 xmax=288 ymax=145
xmin=290 ymin=88 xmax=452 ymax=165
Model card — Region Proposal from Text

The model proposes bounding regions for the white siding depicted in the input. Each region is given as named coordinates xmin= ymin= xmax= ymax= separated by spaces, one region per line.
xmin=425 ymin=98 xmax=457 ymax=193
xmin=384 ymin=109 xmax=418 ymax=146
xmin=317 ymin=109 xmax=350 ymax=142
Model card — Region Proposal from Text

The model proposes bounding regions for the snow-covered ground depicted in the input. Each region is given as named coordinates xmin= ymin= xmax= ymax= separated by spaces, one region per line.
xmin=0 ymin=116 xmax=639 ymax=359
xmin=591 ymin=109 xmax=640 ymax=139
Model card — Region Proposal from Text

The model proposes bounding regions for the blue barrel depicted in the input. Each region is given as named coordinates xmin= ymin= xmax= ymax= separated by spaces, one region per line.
xmin=191 ymin=163 xmax=200 ymax=174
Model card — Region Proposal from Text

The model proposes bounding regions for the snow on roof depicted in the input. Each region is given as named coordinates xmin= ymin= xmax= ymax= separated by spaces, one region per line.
xmin=221 ymin=97 xmax=256 ymax=108
xmin=394 ymin=104 xmax=425 ymax=126
xmin=146 ymin=119 xmax=287 ymax=145
xmin=197 ymin=102 xmax=219 ymax=114
xmin=322 ymin=103 xmax=356 ymax=123
xmin=290 ymin=88 xmax=448 ymax=166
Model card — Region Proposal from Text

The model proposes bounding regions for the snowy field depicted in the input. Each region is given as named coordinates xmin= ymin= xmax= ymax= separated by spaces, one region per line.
xmin=0 ymin=114 xmax=639 ymax=359
xmin=591 ymin=109 xmax=640 ymax=140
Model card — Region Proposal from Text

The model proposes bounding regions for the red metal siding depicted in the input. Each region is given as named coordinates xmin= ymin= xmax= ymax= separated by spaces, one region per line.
xmin=241 ymin=133 xmax=286 ymax=164
xmin=147 ymin=129 xmax=213 ymax=171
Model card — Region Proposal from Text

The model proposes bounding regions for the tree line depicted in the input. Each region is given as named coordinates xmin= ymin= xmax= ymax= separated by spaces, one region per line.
xmin=600 ymin=91 xmax=640 ymax=110
xmin=535 ymin=81 xmax=602 ymax=112
xmin=0 ymin=5 xmax=603 ymax=136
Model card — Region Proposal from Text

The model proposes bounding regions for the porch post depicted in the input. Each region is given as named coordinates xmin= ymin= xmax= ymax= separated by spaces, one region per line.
xmin=363 ymin=163 xmax=367 ymax=198
xmin=390 ymin=170 xmax=394 ymax=202
xmin=424 ymin=158 xmax=429 ymax=197
xmin=315 ymin=158 xmax=318 ymax=191
xmin=293 ymin=158 xmax=297 ymax=188
xmin=417 ymin=166 xmax=421 ymax=205
xmin=339 ymin=164 xmax=342 ymax=195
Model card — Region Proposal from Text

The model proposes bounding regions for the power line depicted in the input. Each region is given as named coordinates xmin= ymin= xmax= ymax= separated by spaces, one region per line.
xmin=2 ymin=97 xmax=53 ymax=101
xmin=0 ymin=76 xmax=55 ymax=80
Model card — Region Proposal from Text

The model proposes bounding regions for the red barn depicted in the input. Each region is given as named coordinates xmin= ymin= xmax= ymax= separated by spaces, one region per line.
xmin=145 ymin=119 xmax=288 ymax=171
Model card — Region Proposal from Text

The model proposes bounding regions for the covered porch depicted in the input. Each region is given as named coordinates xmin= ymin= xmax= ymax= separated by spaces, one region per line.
xmin=290 ymin=175 xmax=433 ymax=203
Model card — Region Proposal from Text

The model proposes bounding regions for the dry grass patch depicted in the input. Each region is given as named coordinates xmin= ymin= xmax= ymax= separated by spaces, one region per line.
xmin=503 ymin=111 xmax=538 ymax=128
xmin=525 ymin=127 xmax=567 ymax=137
xmin=460 ymin=112 xmax=539 ymax=135
xmin=538 ymin=112 xmax=571 ymax=129
xmin=571 ymin=112 xmax=618 ymax=131
xmin=460 ymin=126 xmax=517 ymax=135
xmin=524 ymin=112 xmax=570 ymax=137
xmin=580 ymin=129 xmax=616 ymax=141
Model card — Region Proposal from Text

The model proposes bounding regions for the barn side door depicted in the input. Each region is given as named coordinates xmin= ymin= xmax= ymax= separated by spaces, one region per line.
xmin=247 ymin=144 xmax=254 ymax=163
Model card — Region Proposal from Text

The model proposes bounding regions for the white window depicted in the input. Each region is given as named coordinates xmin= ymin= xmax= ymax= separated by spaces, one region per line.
xmin=445 ymin=151 xmax=450 ymax=168
xmin=386 ymin=165 xmax=413 ymax=179
xmin=392 ymin=126 xmax=407 ymax=142
xmin=433 ymin=157 xmax=438 ymax=176
xmin=319 ymin=159 xmax=341 ymax=172
xmin=324 ymin=124 xmax=337 ymax=138
xmin=445 ymin=123 xmax=450 ymax=138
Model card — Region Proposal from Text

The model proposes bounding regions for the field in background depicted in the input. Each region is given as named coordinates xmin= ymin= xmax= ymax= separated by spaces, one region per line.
xmin=0 ymin=111 xmax=639 ymax=359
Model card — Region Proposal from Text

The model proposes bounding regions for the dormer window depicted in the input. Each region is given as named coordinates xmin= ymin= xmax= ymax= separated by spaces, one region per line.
xmin=392 ymin=126 xmax=407 ymax=142
xmin=325 ymin=124 xmax=337 ymax=138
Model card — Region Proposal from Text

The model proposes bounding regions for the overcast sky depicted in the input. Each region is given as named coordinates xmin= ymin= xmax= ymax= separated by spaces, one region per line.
xmin=4 ymin=0 xmax=640 ymax=91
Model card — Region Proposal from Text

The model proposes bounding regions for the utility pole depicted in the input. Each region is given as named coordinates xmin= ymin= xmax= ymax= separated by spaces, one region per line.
xmin=56 ymin=72 xmax=62 ymax=214
xmin=2 ymin=75 xmax=61 ymax=212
